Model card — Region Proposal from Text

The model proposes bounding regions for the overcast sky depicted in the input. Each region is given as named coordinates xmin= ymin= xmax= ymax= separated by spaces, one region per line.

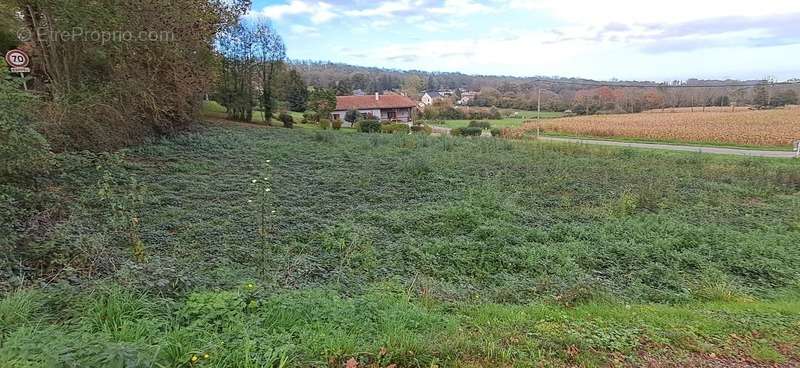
xmin=249 ymin=0 xmax=800 ymax=81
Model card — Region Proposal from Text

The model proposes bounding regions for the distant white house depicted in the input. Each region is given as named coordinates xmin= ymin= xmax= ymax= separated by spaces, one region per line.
xmin=421 ymin=91 xmax=444 ymax=106
xmin=458 ymin=91 xmax=478 ymax=105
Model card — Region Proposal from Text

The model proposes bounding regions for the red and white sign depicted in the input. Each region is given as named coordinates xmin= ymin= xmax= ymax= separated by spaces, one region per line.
xmin=4 ymin=49 xmax=30 ymax=68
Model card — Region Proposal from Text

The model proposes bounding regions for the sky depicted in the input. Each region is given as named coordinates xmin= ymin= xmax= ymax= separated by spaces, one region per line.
xmin=248 ymin=0 xmax=800 ymax=82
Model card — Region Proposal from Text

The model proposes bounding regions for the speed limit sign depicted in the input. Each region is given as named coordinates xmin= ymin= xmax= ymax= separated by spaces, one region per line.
xmin=5 ymin=49 xmax=30 ymax=68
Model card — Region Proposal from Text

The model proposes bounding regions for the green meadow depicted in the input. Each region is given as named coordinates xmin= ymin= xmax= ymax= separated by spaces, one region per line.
xmin=2 ymin=124 xmax=800 ymax=367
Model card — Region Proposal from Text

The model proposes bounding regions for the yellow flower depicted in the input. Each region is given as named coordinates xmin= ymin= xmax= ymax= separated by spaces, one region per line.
xmin=246 ymin=283 xmax=254 ymax=289
xmin=191 ymin=355 xmax=198 ymax=362
xmin=203 ymin=353 xmax=210 ymax=359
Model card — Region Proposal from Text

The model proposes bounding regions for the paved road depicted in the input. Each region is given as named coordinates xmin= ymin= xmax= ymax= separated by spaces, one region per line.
xmin=538 ymin=137 xmax=797 ymax=158
xmin=430 ymin=125 xmax=797 ymax=158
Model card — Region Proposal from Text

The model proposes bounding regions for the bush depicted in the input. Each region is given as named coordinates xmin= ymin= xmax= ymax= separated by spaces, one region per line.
xmin=302 ymin=112 xmax=319 ymax=124
xmin=411 ymin=125 xmax=433 ymax=135
xmin=332 ymin=120 xmax=342 ymax=130
xmin=319 ymin=119 xmax=331 ymax=130
xmin=0 ymin=65 xmax=55 ymax=281
xmin=358 ymin=119 xmax=382 ymax=133
xmin=380 ymin=123 xmax=410 ymax=134
xmin=278 ymin=112 xmax=294 ymax=128
xmin=450 ymin=128 xmax=462 ymax=137
xmin=461 ymin=127 xmax=483 ymax=136
xmin=490 ymin=128 xmax=502 ymax=137
xmin=344 ymin=109 xmax=359 ymax=123
xmin=468 ymin=121 xmax=491 ymax=129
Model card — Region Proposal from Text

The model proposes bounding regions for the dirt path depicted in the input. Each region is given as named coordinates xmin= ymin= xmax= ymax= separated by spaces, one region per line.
xmin=538 ymin=137 xmax=797 ymax=158
xmin=430 ymin=125 xmax=796 ymax=158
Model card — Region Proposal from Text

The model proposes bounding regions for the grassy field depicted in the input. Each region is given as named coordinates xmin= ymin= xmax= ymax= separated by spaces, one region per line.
xmin=518 ymin=109 xmax=800 ymax=149
xmin=202 ymin=101 xmax=311 ymax=129
xmin=3 ymin=123 xmax=800 ymax=367
xmin=431 ymin=111 xmax=563 ymax=130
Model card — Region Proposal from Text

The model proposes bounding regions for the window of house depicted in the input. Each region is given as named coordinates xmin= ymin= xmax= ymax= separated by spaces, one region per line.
xmin=387 ymin=110 xmax=397 ymax=119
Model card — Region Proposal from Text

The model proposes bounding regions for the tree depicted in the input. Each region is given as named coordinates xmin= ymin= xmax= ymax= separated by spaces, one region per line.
xmin=217 ymin=22 xmax=257 ymax=122
xmin=286 ymin=69 xmax=308 ymax=112
xmin=332 ymin=78 xmax=352 ymax=96
xmin=0 ymin=2 xmax=21 ymax=53
xmin=308 ymin=88 xmax=337 ymax=120
xmin=426 ymin=74 xmax=438 ymax=91
xmin=752 ymin=80 xmax=769 ymax=108
xmin=772 ymin=89 xmax=798 ymax=107
xmin=16 ymin=0 xmax=250 ymax=150
xmin=401 ymin=75 xmax=425 ymax=97
xmin=253 ymin=20 xmax=285 ymax=125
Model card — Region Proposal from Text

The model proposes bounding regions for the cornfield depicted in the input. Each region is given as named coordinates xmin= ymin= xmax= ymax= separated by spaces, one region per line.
xmin=519 ymin=109 xmax=800 ymax=147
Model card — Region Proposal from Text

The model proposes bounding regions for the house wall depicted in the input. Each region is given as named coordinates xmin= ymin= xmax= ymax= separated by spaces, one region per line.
xmin=332 ymin=109 xmax=382 ymax=121
xmin=380 ymin=108 xmax=412 ymax=122
xmin=332 ymin=108 xmax=413 ymax=123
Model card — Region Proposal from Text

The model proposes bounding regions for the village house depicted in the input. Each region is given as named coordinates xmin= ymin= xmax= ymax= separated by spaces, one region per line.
xmin=332 ymin=93 xmax=417 ymax=123
xmin=458 ymin=91 xmax=478 ymax=105
xmin=421 ymin=91 xmax=444 ymax=106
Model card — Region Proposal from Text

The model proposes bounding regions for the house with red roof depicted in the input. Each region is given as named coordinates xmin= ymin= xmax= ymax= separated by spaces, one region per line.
xmin=332 ymin=93 xmax=417 ymax=123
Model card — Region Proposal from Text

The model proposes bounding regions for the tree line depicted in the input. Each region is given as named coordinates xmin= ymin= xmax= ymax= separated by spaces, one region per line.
xmin=289 ymin=61 xmax=800 ymax=114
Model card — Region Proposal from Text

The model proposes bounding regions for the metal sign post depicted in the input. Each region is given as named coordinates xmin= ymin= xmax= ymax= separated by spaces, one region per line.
xmin=4 ymin=49 xmax=31 ymax=90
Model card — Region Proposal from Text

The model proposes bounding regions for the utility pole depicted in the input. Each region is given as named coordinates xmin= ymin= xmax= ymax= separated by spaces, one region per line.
xmin=537 ymin=88 xmax=541 ymax=120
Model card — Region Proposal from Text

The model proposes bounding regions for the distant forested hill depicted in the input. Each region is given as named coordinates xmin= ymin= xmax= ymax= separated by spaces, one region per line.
xmin=288 ymin=60 xmax=796 ymax=113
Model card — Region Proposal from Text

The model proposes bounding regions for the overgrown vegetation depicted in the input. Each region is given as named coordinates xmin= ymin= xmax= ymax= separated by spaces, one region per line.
xmin=17 ymin=0 xmax=248 ymax=151
xmin=2 ymin=124 xmax=800 ymax=366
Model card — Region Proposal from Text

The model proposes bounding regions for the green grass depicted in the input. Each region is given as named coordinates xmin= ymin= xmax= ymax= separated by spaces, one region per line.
xmin=201 ymin=101 xmax=330 ymax=132
xmin=3 ymin=123 xmax=800 ymax=366
xmin=432 ymin=111 xmax=563 ymax=130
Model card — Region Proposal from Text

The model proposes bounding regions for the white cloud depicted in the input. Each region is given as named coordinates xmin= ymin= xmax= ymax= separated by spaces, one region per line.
xmin=289 ymin=24 xmax=320 ymax=36
xmin=503 ymin=0 xmax=800 ymax=25
xmin=429 ymin=0 xmax=492 ymax=15
xmin=249 ymin=0 xmax=335 ymax=24
xmin=343 ymin=0 xmax=420 ymax=17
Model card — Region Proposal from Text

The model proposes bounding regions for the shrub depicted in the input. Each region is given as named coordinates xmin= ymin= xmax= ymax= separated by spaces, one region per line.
xmin=313 ymin=130 xmax=335 ymax=143
xmin=490 ymin=128 xmax=502 ymax=137
xmin=344 ymin=109 xmax=359 ymax=123
xmin=302 ymin=112 xmax=319 ymax=124
xmin=358 ymin=119 xmax=382 ymax=133
xmin=332 ymin=120 xmax=342 ymax=130
xmin=319 ymin=119 xmax=331 ymax=130
xmin=380 ymin=124 xmax=410 ymax=134
xmin=411 ymin=125 xmax=433 ymax=135
xmin=278 ymin=112 xmax=294 ymax=128
xmin=450 ymin=128 xmax=462 ymax=137
xmin=468 ymin=121 xmax=491 ymax=129
xmin=461 ymin=127 xmax=483 ymax=136
xmin=0 ymin=64 xmax=54 ymax=262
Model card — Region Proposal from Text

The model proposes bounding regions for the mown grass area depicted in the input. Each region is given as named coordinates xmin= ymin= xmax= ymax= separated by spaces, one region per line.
xmin=2 ymin=123 xmax=800 ymax=367
xmin=201 ymin=101 xmax=321 ymax=132
xmin=432 ymin=111 xmax=563 ymax=130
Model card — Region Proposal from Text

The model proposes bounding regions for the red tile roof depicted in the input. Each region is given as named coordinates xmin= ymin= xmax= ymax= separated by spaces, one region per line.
xmin=335 ymin=95 xmax=417 ymax=111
